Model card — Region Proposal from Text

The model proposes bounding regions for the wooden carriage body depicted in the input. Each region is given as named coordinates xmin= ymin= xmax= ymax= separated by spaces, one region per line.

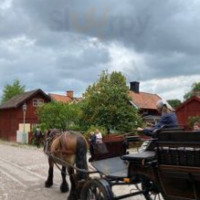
xmin=156 ymin=130 xmax=200 ymax=200
xmin=92 ymin=136 xmax=127 ymax=161
xmin=82 ymin=130 xmax=200 ymax=200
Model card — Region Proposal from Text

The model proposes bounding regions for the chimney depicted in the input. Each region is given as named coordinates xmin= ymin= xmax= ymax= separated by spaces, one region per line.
xmin=66 ymin=90 xmax=74 ymax=99
xmin=130 ymin=81 xmax=140 ymax=93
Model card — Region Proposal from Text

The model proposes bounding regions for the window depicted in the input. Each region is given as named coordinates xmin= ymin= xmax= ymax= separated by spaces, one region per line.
xmin=33 ymin=98 xmax=44 ymax=107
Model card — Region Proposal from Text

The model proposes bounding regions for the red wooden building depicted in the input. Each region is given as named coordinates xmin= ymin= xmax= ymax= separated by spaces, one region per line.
xmin=176 ymin=96 xmax=200 ymax=127
xmin=129 ymin=81 xmax=162 ymax=123
xmin=0 ymin=89 xmax=51 ymax=141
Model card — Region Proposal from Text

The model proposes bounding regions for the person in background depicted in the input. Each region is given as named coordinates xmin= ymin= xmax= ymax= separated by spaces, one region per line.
xmin=95 ymin=129 xmax=103 ymax=144
xmin=88 ymin=132 xmax=96 ymax=162
xmin=34 ymin=127 xmax=43 ymax=148
xmin=95 ymin=129 xmax=108 ymax=154
xmin=137 ymin=99 xmax=178 ymax=136
xmin=193 ymin=122 xmax=200 ymax=131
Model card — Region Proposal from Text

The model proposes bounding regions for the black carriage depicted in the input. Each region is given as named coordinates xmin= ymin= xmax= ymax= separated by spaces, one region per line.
xmin=80 ymin=128 xmax=200 ymax=200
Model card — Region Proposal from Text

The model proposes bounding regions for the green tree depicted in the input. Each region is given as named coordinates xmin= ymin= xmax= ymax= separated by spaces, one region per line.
xmin=81 ymin=71 xmax=142 ymax=133
xmin=37 ymin=102 xmax=81 ymax=131
xmin=184 ymin=82 xmax=200 ymax=100
xmin=167 ymin=99 xmax=182 ymax=109
xmin=188 ymin=116 xmax=200 ymax=129
xmin=1 ymin=79 xmax=25 ymax=103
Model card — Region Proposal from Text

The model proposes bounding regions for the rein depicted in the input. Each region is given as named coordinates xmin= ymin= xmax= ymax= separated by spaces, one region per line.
xmin=46 ymin=151 xmax=98 ymax=174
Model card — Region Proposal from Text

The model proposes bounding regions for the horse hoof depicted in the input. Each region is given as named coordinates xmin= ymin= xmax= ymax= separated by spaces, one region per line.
xmin=45 ymin=180 xmax=53 ymax=188
xmin=60 ymin=183 xmax=69 ymax=193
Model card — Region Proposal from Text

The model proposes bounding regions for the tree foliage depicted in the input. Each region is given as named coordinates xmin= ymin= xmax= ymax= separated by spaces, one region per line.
xmin=167 ymin=99 xmax=182 ymax=109
xmin=1 ymin=79 xmax=25 ymax=103
xmin=187 ymin=116 xmax=200 ymax=129
xmin=81 ymin=71 xmax=142 ymax=133
xmin=184 ymin=82 xmax=200 ymax=100
xmin=37 ymin=102 xmax=81 ymax=131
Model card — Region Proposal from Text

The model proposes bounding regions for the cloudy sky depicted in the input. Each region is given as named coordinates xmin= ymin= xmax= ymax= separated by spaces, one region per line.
xmin=0 ymin=0 xmax=200 ymax=101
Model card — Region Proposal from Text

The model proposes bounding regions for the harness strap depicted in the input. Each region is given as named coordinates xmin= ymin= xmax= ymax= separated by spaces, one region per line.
xmin=45 ymin=151 xmax=98 ymax=174
xmin=52 ymin=150 xmax=74 ymax=155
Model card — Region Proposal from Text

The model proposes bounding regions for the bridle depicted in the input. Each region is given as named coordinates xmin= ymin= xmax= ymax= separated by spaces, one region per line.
xmin=44 ymin=132 xmax=61 ymax=154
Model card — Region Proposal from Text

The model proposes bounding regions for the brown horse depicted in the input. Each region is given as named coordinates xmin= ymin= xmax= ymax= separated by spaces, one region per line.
xmin=44 ymin=129 xmax=88 ymax=200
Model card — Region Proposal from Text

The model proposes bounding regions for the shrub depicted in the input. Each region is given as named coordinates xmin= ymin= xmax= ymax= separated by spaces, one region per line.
xmin=187 ymin=116 xmax=200 ymax=129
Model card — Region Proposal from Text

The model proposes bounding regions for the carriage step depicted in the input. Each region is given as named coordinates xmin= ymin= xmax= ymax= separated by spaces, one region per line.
xmin=121 ymin=151 xmax=155 ymax=162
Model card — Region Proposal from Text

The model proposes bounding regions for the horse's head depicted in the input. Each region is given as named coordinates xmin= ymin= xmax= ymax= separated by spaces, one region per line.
xmin=44 ymin=129 xmax=60 ymax=153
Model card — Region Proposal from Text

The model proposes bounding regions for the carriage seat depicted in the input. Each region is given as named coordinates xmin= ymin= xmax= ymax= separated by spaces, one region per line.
xmin=121 ymin=151 xmax=155 ymax=165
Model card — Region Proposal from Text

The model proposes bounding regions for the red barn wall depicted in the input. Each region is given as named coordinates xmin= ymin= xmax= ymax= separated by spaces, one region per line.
xmin=0 ymin=93 xmax=50 ymax=141
xmin=176 ymin=99 xmax=200 ymax=126
xmin=0 ymin=109 xmax=12 ymax=140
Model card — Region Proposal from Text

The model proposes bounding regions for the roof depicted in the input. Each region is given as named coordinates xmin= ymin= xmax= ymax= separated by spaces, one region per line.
xmin=0 ymin=89 xmax=51 ymax=109
xmin=129 ymin=91 xmax=161 ymax=110
xmin=49 ymin=94 xmax=83 ymax=103
xmin=49 ymin=94 xmax=72 ymax=103
xmin=176 ymin=96 xmax=200 ymax=111
xmin=73 ymin=97 xmax=83 ymax=103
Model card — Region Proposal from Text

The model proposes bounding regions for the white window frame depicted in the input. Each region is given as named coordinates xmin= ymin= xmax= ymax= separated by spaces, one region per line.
xmin=33 ymin=98 xmax=44 ymax=107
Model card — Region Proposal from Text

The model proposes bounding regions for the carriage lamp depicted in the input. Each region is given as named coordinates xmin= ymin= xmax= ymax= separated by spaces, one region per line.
xmin=22 ymin=103 xmax=27 ymax=143
xmin=123 ymin=178 xmax=130 ymax=183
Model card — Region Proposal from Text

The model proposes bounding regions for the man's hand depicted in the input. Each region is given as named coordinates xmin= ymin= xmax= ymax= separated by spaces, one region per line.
xmin=137 ymin=127 xmax=144 ymax=132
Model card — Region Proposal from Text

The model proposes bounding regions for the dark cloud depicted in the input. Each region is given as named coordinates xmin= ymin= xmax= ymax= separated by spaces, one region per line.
xmin=0 ymin=0 xmax=200 ymax=100
xmin=0 ymin=34 xmax=109 ymax=97
xmin=18 ymin=0 xmax=200 ymax=53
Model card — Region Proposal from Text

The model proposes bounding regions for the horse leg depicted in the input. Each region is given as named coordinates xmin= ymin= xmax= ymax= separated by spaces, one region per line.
xmin=67 ymin=167 xmax=78 ymax=200
xmin=45 ymin=157 xmax=54 ymax=187
xmin=60 ymin=166 xmax=69 ymax=193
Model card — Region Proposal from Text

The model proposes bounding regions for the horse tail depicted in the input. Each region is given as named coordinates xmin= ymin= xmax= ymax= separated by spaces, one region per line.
xmin=75 ymin=135 xmax=88 ymax=180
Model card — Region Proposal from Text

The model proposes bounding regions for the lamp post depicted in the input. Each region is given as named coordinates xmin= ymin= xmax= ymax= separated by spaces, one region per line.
xmin=22 ymin=103 xmax=27 ymax=143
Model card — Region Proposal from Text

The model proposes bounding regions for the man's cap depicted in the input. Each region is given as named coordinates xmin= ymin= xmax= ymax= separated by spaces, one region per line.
xmin=156 ymin=99 xmax=164 ymax=109
xmin=156 ymin=99 xmax=174 ymax=111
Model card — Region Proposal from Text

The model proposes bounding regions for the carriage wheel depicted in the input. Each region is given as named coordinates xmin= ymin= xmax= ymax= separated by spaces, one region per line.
xmin=141 ymin=178 xmax=165 ymax=200
xmin=80 ymin=179 xmax=114 ymax=200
